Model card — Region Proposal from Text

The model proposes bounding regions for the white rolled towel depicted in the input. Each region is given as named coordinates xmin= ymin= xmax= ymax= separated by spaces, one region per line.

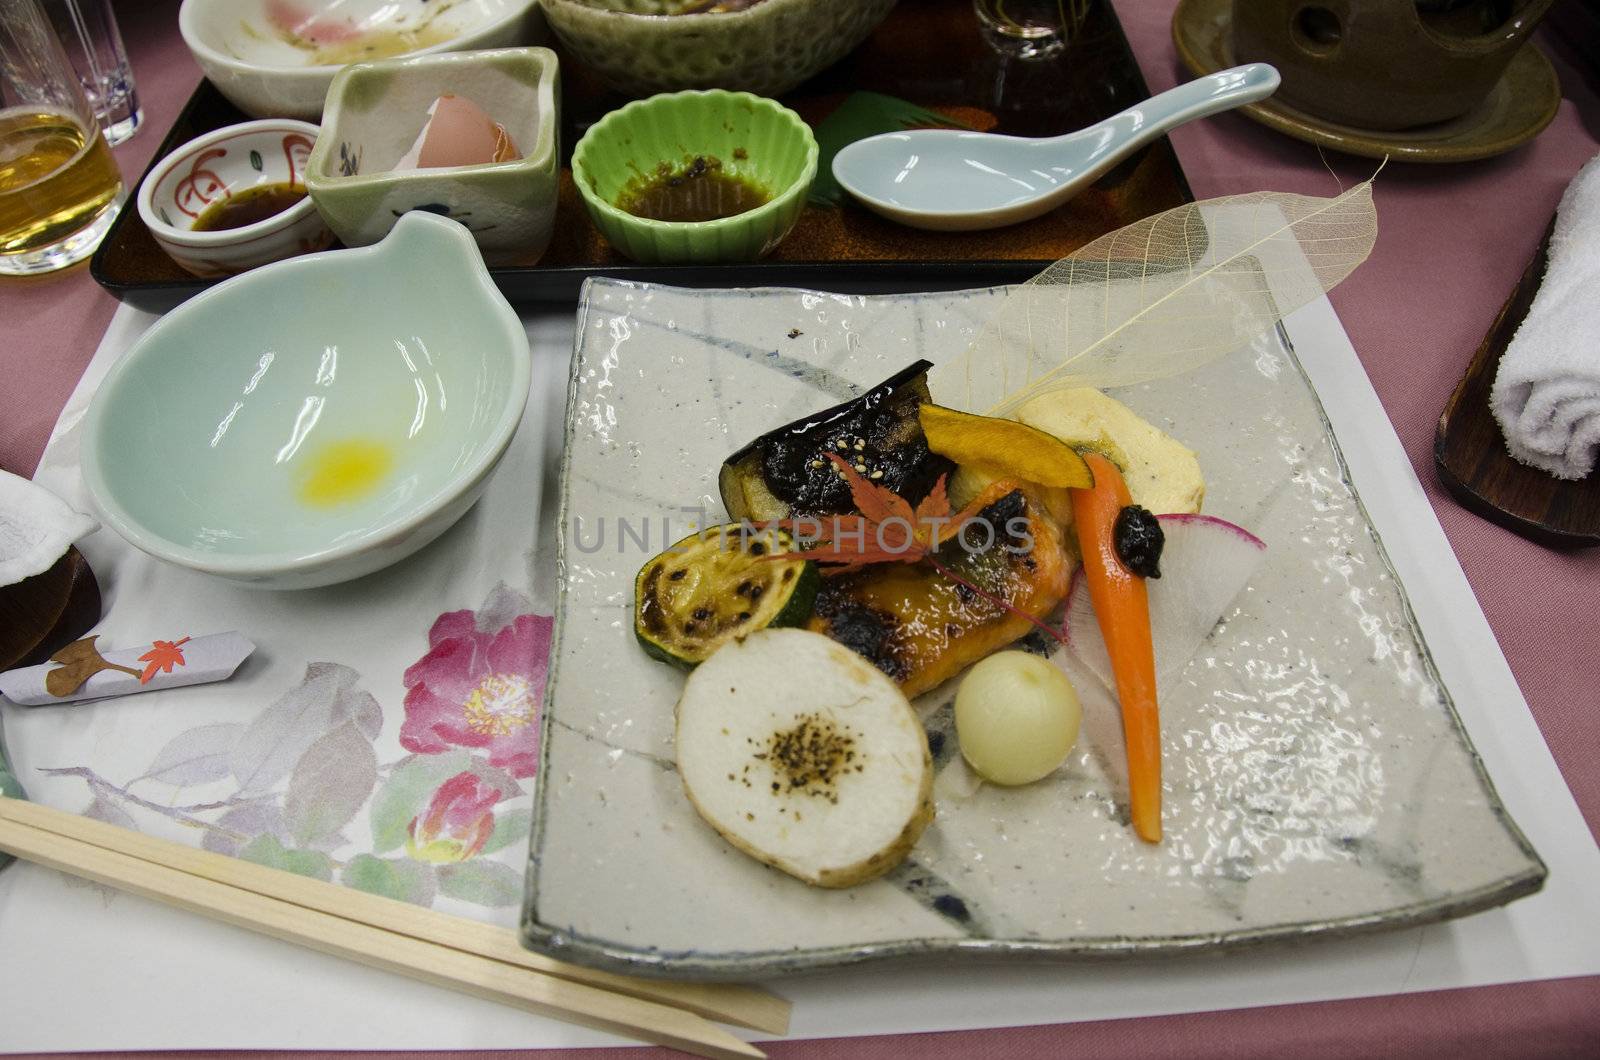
xmin=1490 ymin=152 xmax=1600 ymax=481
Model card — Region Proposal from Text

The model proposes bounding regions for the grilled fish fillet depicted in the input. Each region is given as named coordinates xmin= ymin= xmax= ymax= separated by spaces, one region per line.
xmin=807 ymin=482 xmax=1073 ymax=699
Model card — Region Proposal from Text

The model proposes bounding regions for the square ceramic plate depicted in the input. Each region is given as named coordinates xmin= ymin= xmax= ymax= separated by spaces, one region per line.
xmin=520 ymin=279 xmax=1545 ymax=980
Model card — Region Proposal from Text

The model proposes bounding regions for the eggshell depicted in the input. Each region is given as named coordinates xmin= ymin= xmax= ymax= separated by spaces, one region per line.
xmin=395 ymin=95 xmax=520 ymax=170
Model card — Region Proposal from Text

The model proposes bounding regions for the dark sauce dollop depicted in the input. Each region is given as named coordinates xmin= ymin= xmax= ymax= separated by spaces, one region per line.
xmin=192 ymin=182 xmax=306 ymax=231
xmin=615 ymin=155 xmax=769 ymax=223
xmin=1113 ymin=504 xmax=1164 ymax=578
xmin=759 ymin=372 xmax=952 ymax=515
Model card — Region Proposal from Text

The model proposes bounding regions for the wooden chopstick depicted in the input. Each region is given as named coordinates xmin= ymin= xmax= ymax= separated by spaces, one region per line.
xmin=0 ymin=801 xmax=769 ymax=1060
xmin=0 ymin=796 xmax=787 ymax=1036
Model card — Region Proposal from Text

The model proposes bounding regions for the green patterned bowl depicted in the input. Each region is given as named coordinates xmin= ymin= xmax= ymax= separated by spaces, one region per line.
xmin=540 ymin=0 xmax=897 ymax=98
xmin=305 ymin=47 xmax=560 ymax=266
xmin=572 ymin=90 xmax=817 ymax=264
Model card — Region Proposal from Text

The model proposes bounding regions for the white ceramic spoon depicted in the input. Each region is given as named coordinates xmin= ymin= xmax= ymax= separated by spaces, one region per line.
xmin=831 ymin=63 xmax=1280 ymax=232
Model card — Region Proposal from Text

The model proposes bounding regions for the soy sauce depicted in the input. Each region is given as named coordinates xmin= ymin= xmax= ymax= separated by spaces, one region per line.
xmin=616 ymin=156 xmax=769 ymax=223
xmin=192 ymin=182 xmax=307 ymax=232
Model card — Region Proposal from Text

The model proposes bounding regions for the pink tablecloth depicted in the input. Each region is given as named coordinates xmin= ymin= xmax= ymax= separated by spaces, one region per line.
xmin=1 ymin=1 xmax=1597 ymax=1056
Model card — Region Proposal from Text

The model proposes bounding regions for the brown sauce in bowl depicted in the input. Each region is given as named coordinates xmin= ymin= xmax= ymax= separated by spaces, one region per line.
xmin=616 ymin=156 xmax=770 ymax=223
xmin=192 ymin=182 xmax=307 ymax=232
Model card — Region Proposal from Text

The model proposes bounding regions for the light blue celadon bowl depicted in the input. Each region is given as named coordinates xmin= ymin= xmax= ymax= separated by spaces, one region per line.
xmin=81 ymin=212 xmax=531 ymax=590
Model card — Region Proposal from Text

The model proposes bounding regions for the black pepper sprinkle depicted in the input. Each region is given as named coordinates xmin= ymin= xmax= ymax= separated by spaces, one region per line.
xmin=761 ymin=713 xmax=859 ymax=804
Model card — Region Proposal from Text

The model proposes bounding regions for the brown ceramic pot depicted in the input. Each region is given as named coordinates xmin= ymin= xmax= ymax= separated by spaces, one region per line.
xmin=1231 ymin=0 xmax=1554 ymax=130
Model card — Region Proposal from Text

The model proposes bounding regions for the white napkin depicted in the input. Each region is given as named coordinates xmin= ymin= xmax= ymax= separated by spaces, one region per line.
xmin=0 ymin=469 xmax=98 ymax=587
xmin=1491 ymin=152 xmax=1600 ymax=480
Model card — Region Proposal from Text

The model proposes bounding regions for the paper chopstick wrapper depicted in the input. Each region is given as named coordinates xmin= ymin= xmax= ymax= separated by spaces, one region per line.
xmin=0 ymin=633 xmax=255 ymax=706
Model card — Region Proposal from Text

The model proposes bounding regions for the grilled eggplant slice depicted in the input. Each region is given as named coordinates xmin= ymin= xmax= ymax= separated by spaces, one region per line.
xmin=635 ymin=525 xmax=819 ymax=669
xmin=807 ymin=482 xmax=1073 ymax=699
xmin=719 ymin=361 xmax=954 ymax=521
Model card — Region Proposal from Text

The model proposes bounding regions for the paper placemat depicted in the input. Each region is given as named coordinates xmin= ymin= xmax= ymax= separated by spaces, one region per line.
xmin=0 ymin=295 xmax=1597 ymax=1053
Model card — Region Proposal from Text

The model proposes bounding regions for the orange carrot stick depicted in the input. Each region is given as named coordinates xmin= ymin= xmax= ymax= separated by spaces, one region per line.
xmin=1070 ymin=452 xmax=1161 ymax=843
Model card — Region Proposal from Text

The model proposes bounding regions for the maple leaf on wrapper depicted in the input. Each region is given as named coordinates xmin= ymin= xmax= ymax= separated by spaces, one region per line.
xmin=137 ymin=637 xmax=192 ymax=685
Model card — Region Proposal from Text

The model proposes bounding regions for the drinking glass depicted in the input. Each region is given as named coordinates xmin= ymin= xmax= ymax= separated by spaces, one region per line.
xmin=41 ymin=0 xmax=140 ymax=144
xmin=0 ymin=0 xmax=122 ymax=275
xmin=973 ymin=0 xmax=1091 ymax=59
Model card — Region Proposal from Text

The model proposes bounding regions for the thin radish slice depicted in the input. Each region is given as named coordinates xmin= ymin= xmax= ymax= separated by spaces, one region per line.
xmin=1062 ymin=513 xmax=1266 ymax=692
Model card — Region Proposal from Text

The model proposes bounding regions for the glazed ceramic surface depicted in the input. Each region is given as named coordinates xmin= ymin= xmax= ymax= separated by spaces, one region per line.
xmin=178 ymin=0 xmax=544 ymax=120
xmin=305 ymin=47 xmax=560 ymax=266
xmin=1173 ymin=0 xmax=1560 ymax=162
xmin=571 ymin=89 xmax=817 ymax=263
xmin=136 ymin=119 xmax=333 ymax=277
xmin=1230 ymin=0 xmax=1554 ymax=130
xmin=539 ymin=0 xmax=897 ymax=97
xmin=832 ymin=64 xmax=1278 ymax=231
xmin=81 ymin=212 xmax=530 ymax=590
xmin=521 ymin=279 xmax=1544 ymax=978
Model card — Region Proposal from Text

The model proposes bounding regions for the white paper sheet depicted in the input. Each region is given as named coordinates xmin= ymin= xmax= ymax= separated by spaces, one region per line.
xmin=1 ymin=295 xmax=1596 ymax=1054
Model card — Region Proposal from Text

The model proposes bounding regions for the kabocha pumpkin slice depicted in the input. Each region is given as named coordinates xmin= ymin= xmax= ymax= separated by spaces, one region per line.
xmin=719 ymin=361 xmax=953 ymax=522
xmin=675 ymin=628 xmax=934 ymax=888
xmin=634 ymin=525 xmax=819 ymax=669
xmin=919 ymin=403 xmax=1093 ymax=490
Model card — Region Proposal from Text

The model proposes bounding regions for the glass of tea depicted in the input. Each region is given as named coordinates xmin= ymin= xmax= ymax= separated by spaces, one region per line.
xmin=0 ymin=0 xmax=122 ymax=275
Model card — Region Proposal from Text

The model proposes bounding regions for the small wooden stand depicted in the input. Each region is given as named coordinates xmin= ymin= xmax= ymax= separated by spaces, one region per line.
xmin=0 ymin=547 xmax=102 ymax=672
xmin=1434 ymin=223 xmax=1600 ymax=549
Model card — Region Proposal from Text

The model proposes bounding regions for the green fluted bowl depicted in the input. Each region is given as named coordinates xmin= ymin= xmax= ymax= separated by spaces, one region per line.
xmin=571 ymin=90 xmax=818 ymax=264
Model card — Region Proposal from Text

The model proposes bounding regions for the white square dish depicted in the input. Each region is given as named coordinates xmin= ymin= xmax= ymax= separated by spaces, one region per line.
xmin=520 ymin=278 xmax=1544 ymax=979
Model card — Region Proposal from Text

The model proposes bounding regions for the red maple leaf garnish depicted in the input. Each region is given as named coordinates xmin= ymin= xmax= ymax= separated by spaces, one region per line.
xmin=137 ymin=636 xmax=192 ymax=685
xmin=764 ymin=453 xmax=992 ymax=571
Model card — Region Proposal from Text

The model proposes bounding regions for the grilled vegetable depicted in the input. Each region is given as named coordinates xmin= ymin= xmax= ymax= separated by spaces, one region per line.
xmin=634 ymin=525 xmax=819 ymax=669
xmin=719 ymin=361 xmax=953 ymax=521
xmin=919 ymin=403 xmax=1093 ymax=489
xmin=806 ymin=481 xmax=1073 ymax=698
xmin=1070 ymin=452 xmax=1162 ymax=843
xmin=675 ymin=628 xmax=934 ymax=888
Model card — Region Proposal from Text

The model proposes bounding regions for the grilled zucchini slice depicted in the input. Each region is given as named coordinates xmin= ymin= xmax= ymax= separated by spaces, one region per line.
xmin=634 ymin=525 xmax=819 ymax=668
